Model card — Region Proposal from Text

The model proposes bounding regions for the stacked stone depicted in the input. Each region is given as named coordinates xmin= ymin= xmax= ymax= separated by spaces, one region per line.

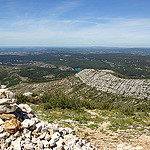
xmin=0 ymin=87 xmax=96 ymax=150
xmin=0 ymin=87 xmax=17 ymax=114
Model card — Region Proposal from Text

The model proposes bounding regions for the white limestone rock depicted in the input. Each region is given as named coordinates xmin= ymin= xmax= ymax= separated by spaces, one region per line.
xmin=43 ymin=140 xmax=50 ymax=148
xmin=14 ymin=131 xmax=20 ymax=138
xmin=35 ymin=122 xmax=43 ymax=132
xmin=37 ymin=140 xmax=44 ymax=149
xmin=0 ymin=132 xmax=10 ymax=139
xmin=22 ymin=118 xmax=36 ymax=130
xmin=0 ymin=125 xmax=4 ymax=133
xmin=0 ymin=104 xmax=17 ymax=113
xmin=51 ymin=132 xmax=60 ymax=142
xmin=24 ymin=131 xmax=31 ymax=139
xmin=0 ymin=98 xmax=17 ymax=105
xmin=39 ymin=132 xmax=46 ymax=140
xmin=49 ymin=139 xmax=56 ymax=147
xmin=45 ymin=133 xmax=51 ymax=141
xmin=0 ymin=118 xmax=4 ymax=125
xmin=24 ymin=143 xmax=34 ymax=150
xmin=12 ymin=137 xmax=21 ymax=150
xmin=18 ymin=104 xmax=32 ymax=113
xmin=32 ymin=137 xmax=37 ymax=144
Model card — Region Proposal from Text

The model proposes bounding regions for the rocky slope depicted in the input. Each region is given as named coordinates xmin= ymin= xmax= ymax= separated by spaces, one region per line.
xmin=11 ymin=69 xmax=150 ymax=100
xmin=76 ymin=69 xmax=150 ymax=100
xmin=10 ymin=69 xmax=150 ymax=112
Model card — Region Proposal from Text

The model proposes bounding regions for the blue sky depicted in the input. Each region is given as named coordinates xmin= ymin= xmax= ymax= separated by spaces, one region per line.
xmin=0 ymin=0 xmax=150 ymax=47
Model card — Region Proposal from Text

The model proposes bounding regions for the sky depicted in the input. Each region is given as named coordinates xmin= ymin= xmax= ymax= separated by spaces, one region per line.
xmin=0 ymin=0 xmax=150 ymax=47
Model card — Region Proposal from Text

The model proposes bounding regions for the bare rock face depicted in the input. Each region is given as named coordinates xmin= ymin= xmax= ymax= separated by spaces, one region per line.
xmin=4 ymin=118 xmax=22 ymax=133
xmin=76 ymin=69 xmax=150 ymax=100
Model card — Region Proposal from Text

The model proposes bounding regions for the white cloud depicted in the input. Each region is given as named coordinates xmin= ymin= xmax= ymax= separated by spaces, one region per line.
xmin=0 ymin=16 xmax=150 ymax=47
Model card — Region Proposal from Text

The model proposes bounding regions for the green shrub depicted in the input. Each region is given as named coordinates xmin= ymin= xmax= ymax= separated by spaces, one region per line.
xmin=16 ymin=95 xmax=30 ymax=104
xmin=41 ymin=90 xmax=95 ymax=110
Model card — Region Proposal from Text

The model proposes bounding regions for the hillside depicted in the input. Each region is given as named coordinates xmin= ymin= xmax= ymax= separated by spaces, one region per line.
xmin=76 ymin=69 xmax=150 ymax=100
xmin=10 ymin=69 xmax=150 ymax=113
xmin=8 ymin=69 xmax=150 ymax=149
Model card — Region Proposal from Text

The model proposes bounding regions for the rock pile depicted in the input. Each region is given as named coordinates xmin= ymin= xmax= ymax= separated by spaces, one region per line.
xmin=0 ymin=87 xmax=96 ymax=150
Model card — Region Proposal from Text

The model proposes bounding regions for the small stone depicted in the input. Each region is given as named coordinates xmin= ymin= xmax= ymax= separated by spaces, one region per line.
xmin=68 ymin=128 xmax=75 ymax=134
xmin=25 ymin=138 xmax=31 ymax=144
xmin=9 ymin=134 xmax=16 ymax=141
xmin=49 ymin=139 xmax=56 ymax=147
xmin=14 ymin=131 xmax=20 ymax=138
xmin=137 ymin=127 xmax=142 ymax=130
xmin=50 ymin=129 xmax=54 ymax=136
xmin=56 ymin=141 xmax=63 ymax=149
xmin=35 ymin=122 xmax=43 ymax=132
xmin=22 ymin=118 xmax=36 ymax=130
xmin=24 ymin=131 xmax=31 ymax=139
xmin=43 ymin=140 xmax=50 ymax=148
xmin=6 ymin=137 xmax=11 ymax=145
xmin=51 ymin=132 xmax=60 ymax=142
xmin=45 ymin=133 xmax=51 ymax=141
xmin=39 ymin=132 xmax=46 ymax=140
xmin=24 ymin=143 xmax=34 ymax=150
xmin=0 ymin=132 xmax=10 ymax=139
xmin=37 ymin=140 xmax=44 ymax=149
xmin=0 ymin=125 xmax=4 ymax=133
xmin=32 ymin=137 xmax=37 ymax=144
xmin=135 ymin=146 xmax=143 ymax=150
xmin=4 ymin=118 xmax=21 ymax=133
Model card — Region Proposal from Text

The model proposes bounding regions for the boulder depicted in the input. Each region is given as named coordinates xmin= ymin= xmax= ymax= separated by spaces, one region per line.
xmin=4 ymin=118 xmax=22 ymax=133
xmin=18 ymin=104 xmax=32 ymax=114
xmin=0 ymin=104 xmax=17 ymax=114
xmin=22 ymin=118 xmax=36 ymax=130
xmin=0 ymin=98 xmax=17 ymax=105
xmin=0 ymin=113 xmax=16 ymax=120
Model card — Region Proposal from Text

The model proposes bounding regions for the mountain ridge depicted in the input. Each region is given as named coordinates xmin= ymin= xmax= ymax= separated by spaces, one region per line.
xmin=10 ymin=69 xmax=150 ymax=113
xmin=11 ymin=69 xmax=150 ymax=100
xmin=76 ymin=69 xmax=150 ymax=100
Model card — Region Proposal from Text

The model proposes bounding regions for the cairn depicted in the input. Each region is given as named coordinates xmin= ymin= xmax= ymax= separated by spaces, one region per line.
xmin=0 ymin=86 xmax=96 ymax=150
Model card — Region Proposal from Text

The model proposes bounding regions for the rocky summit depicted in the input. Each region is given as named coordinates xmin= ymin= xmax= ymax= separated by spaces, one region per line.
xmin=0 ymin=87 xmax=96 ymax=150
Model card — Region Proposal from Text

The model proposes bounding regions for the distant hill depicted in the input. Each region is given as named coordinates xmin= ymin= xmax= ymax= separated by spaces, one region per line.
xmin=0 ymin=47 xmax=150 ymax=55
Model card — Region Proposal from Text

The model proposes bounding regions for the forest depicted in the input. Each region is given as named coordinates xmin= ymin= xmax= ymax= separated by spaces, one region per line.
xmin=0 ymin=51 xmax=149 ymax=87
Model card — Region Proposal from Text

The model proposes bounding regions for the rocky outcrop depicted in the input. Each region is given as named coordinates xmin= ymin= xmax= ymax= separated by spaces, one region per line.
xmin=76 ymin=69 xmax=150 ymax=100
